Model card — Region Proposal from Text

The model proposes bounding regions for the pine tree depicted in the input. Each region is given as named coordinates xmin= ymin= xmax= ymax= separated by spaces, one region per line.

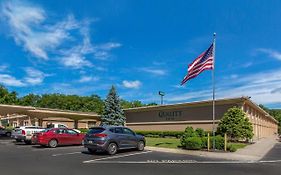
xmin=100 ymin=86 xmax=125 ymax=126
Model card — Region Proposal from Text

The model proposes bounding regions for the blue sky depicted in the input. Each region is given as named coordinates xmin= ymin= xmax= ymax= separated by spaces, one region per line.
xmin=0 ymin=0 xmax=281 ymax=108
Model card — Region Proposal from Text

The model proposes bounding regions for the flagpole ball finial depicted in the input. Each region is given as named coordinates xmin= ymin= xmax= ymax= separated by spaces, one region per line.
xmin=213 ymin=32 xmax=216 ymax=36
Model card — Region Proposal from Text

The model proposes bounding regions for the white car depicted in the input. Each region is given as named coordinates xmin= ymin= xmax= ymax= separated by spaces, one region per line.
xmin=12 ymin=126 xmax=45 ymax=144
xmin=47 ymin=123 xmax=81 ymax=133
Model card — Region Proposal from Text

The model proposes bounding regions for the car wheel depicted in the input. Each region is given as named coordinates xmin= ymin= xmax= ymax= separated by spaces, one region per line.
xmin=6 ymin=132 xmax=11 ymax=137
xmin=137 ymin=141 xmax=145 ymax=151
xmin=48 ymin=139 xmax=58 ymax=148
xmin=15 ymin=139 xmax=21 ymax=142
xmin=107 ymin=142 xmax=118 ymax=155
xmin=87 ymin=148 xmax=96 ymax=154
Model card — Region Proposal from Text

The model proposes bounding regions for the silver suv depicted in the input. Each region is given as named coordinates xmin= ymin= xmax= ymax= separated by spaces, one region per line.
xmin=83 ymin=126 xmax=145 ymax=155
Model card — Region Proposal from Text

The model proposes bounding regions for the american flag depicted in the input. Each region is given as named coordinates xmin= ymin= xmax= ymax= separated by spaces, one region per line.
xmin=181 ymin=43 xmax=214 ymax=85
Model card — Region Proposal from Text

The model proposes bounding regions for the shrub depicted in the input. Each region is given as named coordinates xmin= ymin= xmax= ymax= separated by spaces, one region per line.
xmin=135 ymin=131 xmax=184 ymax=138
xmin=185 ymin=137 xmax=202 ymax=150
xmin=195 ymin=128 xmax=207 ymax=137
xmin=227 ymin=144 xmax=237 ymax=152
xmin=210 ymin=135 xmax=225 ymax=150
xmin=78 ymin=128 xmax=89 ymax=133
xmin=180 ymin=127 xmax=198 ymax=146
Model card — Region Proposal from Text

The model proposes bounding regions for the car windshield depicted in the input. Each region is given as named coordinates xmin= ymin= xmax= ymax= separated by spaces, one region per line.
xmin=88 ymin=128 xmax=105 ymax=134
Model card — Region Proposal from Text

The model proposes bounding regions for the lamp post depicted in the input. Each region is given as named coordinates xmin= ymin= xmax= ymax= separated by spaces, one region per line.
xmin=158 ymin=91 xmax=165 ymax=105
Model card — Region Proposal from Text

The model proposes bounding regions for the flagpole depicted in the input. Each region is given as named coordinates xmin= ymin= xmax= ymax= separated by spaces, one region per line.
xmin=212 ymin=33 xmax=216 ymax=150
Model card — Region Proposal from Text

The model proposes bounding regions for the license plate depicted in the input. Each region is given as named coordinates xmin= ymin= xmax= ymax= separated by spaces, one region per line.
xmin=88 ymin=141 xmax=93 ymax=144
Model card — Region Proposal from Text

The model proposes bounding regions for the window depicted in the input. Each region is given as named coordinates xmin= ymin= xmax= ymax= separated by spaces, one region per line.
xmin=67 ymin=129 xmax=78 ymax=135
xmin=123 ymin=128 xmax=135 ymax=135
xmin=88 ymin=128 xmax=105 ymax=134
xmin=55 ymin=129 xmax=66 ymax=134
xmin=114 ymin=128 xmax=123 ymax=134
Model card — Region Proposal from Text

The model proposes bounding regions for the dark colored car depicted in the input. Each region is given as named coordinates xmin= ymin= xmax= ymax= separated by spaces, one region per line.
xmin=83 ymin=126 xmax=145 ymax=155
xmin=0 ymin=127 xmax=11 ymax=137
xmin=32 ymin=128 xmax=85 ymax=148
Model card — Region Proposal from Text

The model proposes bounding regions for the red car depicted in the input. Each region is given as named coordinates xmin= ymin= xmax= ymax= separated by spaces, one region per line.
xmin=32 ymin=128 xmax=85 ymax=148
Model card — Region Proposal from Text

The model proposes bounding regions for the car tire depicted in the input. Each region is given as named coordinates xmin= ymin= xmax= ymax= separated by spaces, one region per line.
xmin=137 ymin=141 xmax=145 ymax=151
xmin=107 ymin=142 xmax=118 ymax=155
xmin=48 ymin=139 xmax=58 ymax=148
xmin=15 ymin=139 xmax=21 ymax=142
xmin=6 ymin=132 xmax=11 ymax=137
xmin=87 ymin=148 xmax=96 ymax=154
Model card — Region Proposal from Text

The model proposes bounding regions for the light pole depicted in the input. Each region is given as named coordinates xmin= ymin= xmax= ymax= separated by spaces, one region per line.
xmin=158 ymin=91 xmax=165 ymax=105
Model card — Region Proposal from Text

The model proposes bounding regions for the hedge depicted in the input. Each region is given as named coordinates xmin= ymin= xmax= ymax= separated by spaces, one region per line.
xmin=135 ymin=131 xmax=184 ymax=138
xmin=185 ymin=137 xmax=203 ymax=150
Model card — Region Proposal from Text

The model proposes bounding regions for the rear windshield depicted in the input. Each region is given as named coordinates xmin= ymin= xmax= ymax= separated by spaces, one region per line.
xmin=88 ymin=128 xmax=105 ymax=134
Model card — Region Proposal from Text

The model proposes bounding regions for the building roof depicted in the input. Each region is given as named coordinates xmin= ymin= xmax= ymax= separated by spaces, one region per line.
xmin=0 ymin=104 xmax=100 ymax=121
xmin=124 ymin=96 xmax=278 ymax=124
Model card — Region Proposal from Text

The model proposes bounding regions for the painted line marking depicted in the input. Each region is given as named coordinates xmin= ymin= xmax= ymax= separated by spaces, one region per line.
xmin=32 ymin=146 xmax=83 ymax=152
xmin=83 ymin=159 xmax=281 ymax=164
xmin=52 ymin=151 xmax=81 ymax=157
xmin=83 ymin=151 xmax=153 ymax=163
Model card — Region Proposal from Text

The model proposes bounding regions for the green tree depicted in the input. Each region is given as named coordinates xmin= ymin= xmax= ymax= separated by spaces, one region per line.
xmin=259 ymin=104 xmax=281 ymax=134
xmin=0 ymin=85 xmax=18 ymax=104
xmin=217 ymin=107 xmax=253 ymax=141
xmin=18 ymin=94 xmax=41 ymax=106
xmin=100 ymin=86 xmax=125 ymax=126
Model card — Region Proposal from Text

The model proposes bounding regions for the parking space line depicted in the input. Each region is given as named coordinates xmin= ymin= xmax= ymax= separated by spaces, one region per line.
xmin=83 ymin=151 xmax=153 ymax=163
xmin=32 ymin=146 xmax=83 ymax=151
xmin=82 ymin=160 xmax=275 ymax=164
xmin=52 ymin=151 xmax=81 ymax=157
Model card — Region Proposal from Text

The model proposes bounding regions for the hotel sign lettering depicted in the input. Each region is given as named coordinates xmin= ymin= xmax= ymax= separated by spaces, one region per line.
xmin=158 ymin=111 xmax=182 ymax=121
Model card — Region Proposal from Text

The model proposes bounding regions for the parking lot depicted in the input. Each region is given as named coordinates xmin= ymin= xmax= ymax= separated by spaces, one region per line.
xmin=1 ymin=136 xmax=281 ymax=175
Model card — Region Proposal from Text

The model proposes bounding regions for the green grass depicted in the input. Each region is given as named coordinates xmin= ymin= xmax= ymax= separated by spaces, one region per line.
xmin=228 ymin=142 xmax=248 ymax=149
xmin=146 ymin=137 xmax=181 ymax=149
xmin=146 ymin=137 xmax=248 ymax=151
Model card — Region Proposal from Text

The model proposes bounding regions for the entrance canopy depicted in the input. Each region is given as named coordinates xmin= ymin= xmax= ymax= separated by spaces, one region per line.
xmin=0 ymin=104 xmax=100 ymax=121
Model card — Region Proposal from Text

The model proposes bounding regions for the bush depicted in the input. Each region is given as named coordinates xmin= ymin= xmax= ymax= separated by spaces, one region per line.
xmin=180 ymin=127 xmax=198 ymax=146
xmin=185 ymin=137 xmax=202 ymax=150
xmin=195 ymin=128 xmax=207 ymax=137
xmin=135 ymin=131 xmax=184 ymax=138
xmin=78 ymin=128 xmax=89 ymax=133
xmin=227 ymin=144 xmax=237 ymax=152
xmin=210 ymin=135 xmax=225 ymax=150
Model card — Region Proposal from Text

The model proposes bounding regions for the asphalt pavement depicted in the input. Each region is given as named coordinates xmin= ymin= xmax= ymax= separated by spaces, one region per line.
xmin=1 ymin=136 xmax=281 ymax=175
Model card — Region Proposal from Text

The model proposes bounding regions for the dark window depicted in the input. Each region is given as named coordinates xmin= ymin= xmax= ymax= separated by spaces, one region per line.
xmin=55 ymin=129 xmax=65 ymax=134
xmin=88 ymin=128 xmax=105 ymax=134
xmin=114 ymin=128 xmax=123 ymax=134
xmin=67 ymin=129 xmax=78 ymax=135
xmin=123 ymin=128 xmax=135 ymax=135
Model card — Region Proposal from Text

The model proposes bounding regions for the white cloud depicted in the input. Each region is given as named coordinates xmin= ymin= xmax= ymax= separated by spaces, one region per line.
xmin=165 ymin=69 xmax=281 ymax=106
xmin=60 ymin=53 xmax=93 ymax=69
xmin=0 ymin=65 xmax=9 ymax=72
xmin=256 ymin=48 xmax=281 ymax=61
xmin=24 ymin=67 xmax=49 ymax=85
xmin=140 ymin=67 xmax=166 ymax=76
xmin=0 ymin=74 xmax=25 ymax=87
xmin=78 ymin=76 xmax=99 ymax=83
xmin=122 ymin=80 xmax=142 ymax=89
xmin=1 ymin=1 xmax=76 ymax=60
xmin=1 ymin=1 xmax=121 ymax=69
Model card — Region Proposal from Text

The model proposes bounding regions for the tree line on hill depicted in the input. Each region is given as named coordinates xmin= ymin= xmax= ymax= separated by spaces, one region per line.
xmin=0 ymin=85 xmax=157 ymax=115
xmin=259 ymin=104 xmax=281 ymax=134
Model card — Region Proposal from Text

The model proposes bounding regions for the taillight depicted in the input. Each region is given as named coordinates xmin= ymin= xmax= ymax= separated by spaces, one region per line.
xmin=22 ymin=130 xmax=26 ymax=135
xmin=93 ymin=133 xmax=107 ymax=138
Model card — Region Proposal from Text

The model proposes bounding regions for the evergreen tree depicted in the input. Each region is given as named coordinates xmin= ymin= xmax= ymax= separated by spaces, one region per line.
xmin=217 ymin=107 xmax=253 ymax=141
xmin=100 ymin=86 xmax=125 ymax=126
